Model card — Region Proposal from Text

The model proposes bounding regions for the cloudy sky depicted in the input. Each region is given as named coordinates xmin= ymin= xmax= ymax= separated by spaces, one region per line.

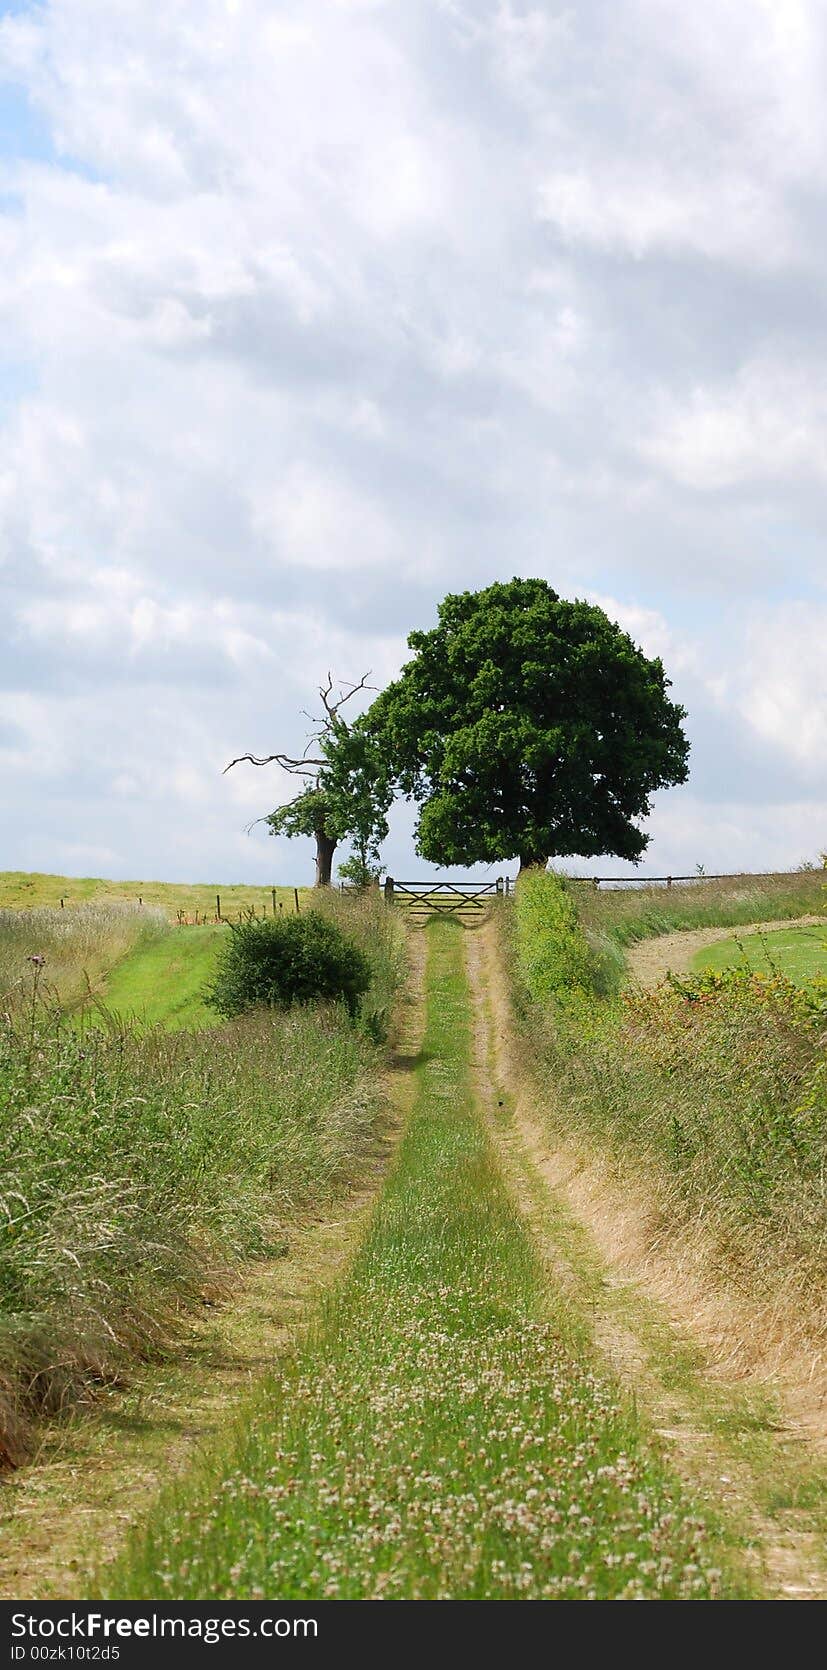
xmin=1 ymin=0 xmax=825 ymax=887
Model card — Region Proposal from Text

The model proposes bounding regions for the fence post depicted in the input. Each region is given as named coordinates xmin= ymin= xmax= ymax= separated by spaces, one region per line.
xmin=216 ymin=893 xmax=221 ymax=921
xmin=272 ymin=887 xmax=277 ymax=916
xmin=384 ymin=876 xmax=395 ymax=905
xmin=496 ymin=877 xmax=503 ymax=895
xmin=294 ymin=887 xmax=300 ymax=915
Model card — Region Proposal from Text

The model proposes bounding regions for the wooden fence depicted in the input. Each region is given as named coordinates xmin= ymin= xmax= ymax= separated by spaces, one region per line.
xmin=572 ymin=871 xmax=792 ymax=891
xmin=175 ymin=889 xmax=301 ymax=925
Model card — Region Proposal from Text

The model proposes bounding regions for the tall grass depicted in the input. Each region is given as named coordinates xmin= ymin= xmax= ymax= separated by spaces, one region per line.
xmin=506 ymin=870 xmax=827 ymax=1332
xmin=314 ymin=888 xmax=406 ymax=1042
xmin=0 ymin=903 xmax=168 ymax=1008
xmin=0 ymin=891 xmax=405 ymax=1464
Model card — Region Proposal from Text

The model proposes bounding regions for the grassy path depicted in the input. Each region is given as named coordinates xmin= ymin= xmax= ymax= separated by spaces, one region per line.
xmin=95 ymin=924 xmax=224 ymax=1029
xmin=106 ymin=921 xmax=734 ymax=1600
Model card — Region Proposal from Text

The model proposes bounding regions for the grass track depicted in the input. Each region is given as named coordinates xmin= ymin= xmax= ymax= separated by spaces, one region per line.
xmin=106 ymin=920 xmax=731 ymax=1600
xmin=94 ymin=925 xmax=224 ymax=1030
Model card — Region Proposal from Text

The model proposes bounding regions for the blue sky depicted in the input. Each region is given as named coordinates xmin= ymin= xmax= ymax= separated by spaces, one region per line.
xmin=0 ymin=0 xmax=825 ymax=886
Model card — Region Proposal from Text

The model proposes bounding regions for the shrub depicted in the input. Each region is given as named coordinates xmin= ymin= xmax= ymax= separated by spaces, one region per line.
xmin=205 ymin=911 xmax=372 ymax=1019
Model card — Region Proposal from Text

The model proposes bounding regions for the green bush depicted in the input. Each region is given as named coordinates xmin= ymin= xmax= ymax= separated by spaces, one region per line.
xmin=205 ymin=912 xmax=372 ymax=1019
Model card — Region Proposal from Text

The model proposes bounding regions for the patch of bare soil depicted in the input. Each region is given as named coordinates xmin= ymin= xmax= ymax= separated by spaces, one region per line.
xmin=627 ymin=915 xmax=823 ymax=989
xmin=466 ymin=921 xmax=827 ymax=1600
xmin=0 ymin=937 xmax=426 ymax=1601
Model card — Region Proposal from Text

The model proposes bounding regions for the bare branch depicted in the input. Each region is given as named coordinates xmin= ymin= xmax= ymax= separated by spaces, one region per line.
xmin=223 ymin=751 xmax=325 ymax=776
xmin=224 ymin=669 xmax=376 ymax=781
xmin=317 ymin=669 xmax=377 ymax=732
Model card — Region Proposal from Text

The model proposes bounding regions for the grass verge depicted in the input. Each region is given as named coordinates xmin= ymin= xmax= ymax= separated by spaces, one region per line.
xmin=105 ymin=921 xmax=733 ymax=1600
xmin=507 ymin=870 xmax=827 ymax=1341
xmin=0 ymin=894 xmax=403 ymax=1464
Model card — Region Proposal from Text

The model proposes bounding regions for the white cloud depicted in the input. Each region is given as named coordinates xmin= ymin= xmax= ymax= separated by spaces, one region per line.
xmin=735 ymin=604 xmax=827 ymax=773
xmin=642 ymin=359 xmax=827 ymax=490
xmin=1 ymin=0 xmax=826 ymax=880
xmin=537 ymin=169 xmax=789 ymax=268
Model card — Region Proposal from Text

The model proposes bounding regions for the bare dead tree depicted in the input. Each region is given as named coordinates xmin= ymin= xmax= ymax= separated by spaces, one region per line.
xmin=224 ymin=673 xmax=376 ymax=886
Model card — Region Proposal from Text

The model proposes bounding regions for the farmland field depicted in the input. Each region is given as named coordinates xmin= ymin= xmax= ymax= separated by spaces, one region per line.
xmin=0 ymin=870 xmax=308 ymax=920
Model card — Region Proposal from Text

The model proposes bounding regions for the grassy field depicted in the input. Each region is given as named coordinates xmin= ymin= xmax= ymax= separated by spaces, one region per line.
xmin=0 ymin=891 xmax=403 ymax=1465
xmin=693 ymin=923 xmax=827 ymax=985
xmin=0 ymin=871 xmax=308 ymax=920
xmin=105 ymin=920 xmax=731 ymax=1601
xmin=507 ymin=870 xmax=827 ymax=1338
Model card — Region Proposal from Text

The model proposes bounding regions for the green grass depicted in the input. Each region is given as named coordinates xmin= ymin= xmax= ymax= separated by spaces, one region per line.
xmin=693 ymin=924 xmax=827 ymax=986
xmin=0 ymin=871 xmax=308 ymax=921
xmin=94 ymin=925 xmax=224 ymax=1030
xmin=105 ymin=921 xmax=734 ymax=1601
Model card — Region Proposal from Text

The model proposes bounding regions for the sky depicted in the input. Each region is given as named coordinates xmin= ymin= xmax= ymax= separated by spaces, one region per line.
xmin=0 ymin=0 xmax=825 ymax=887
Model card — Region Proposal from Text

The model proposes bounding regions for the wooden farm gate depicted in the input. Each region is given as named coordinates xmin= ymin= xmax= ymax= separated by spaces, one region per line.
xmin=383 ymin=876 xmax=511 ymax=925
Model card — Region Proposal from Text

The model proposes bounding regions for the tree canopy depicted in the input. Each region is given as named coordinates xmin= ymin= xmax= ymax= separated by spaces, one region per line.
xmin=364 ymin=577 xmax=690 ymax=870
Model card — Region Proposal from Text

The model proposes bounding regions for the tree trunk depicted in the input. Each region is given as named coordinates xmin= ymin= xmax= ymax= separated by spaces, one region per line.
xmin=314 ymin=831 xmax=337 ymax=887
xmin=517 ymin=855 xmax=548 ymax=874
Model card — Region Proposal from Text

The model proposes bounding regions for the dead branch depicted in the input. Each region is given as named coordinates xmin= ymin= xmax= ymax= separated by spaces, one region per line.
xmin=224 ymin=671 xmax=376 ymax=776
xmin=223 ymin=751 xmax=325 ymax=776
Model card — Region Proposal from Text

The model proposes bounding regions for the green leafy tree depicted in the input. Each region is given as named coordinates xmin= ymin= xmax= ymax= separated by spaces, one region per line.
xmin=365 ymin=578 xmax=690 ymax=872
xmin=225 ymin=674 xmax=391 ymax=887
